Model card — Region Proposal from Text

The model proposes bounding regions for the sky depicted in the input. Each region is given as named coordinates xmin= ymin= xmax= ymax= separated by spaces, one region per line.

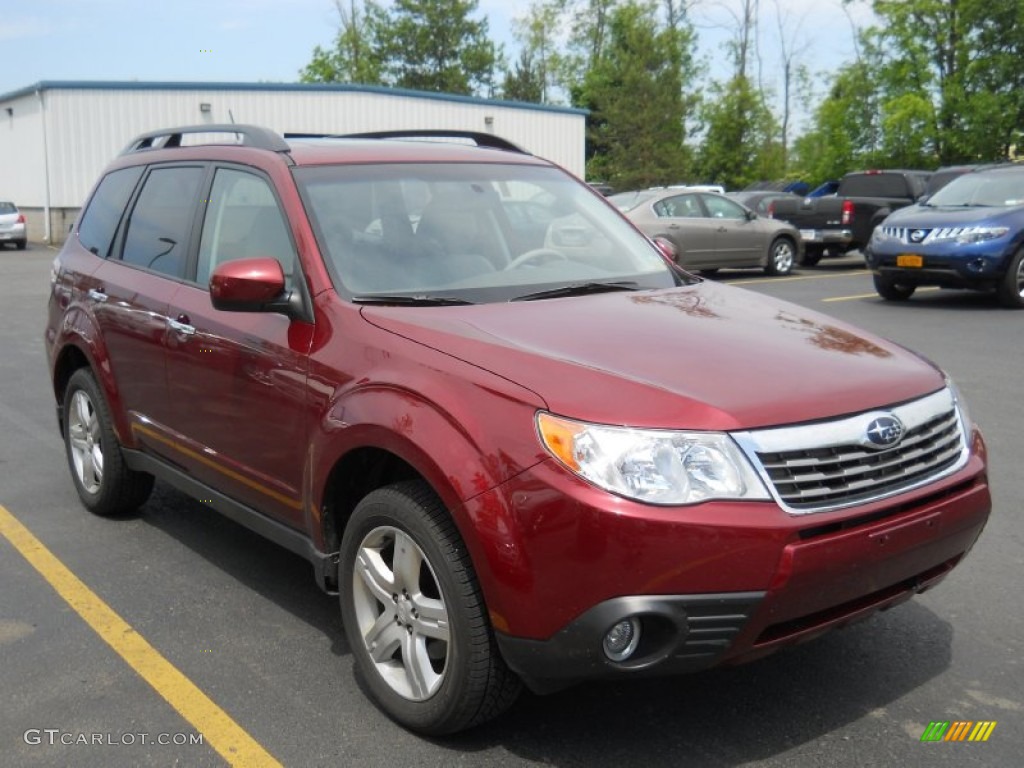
xmin=0 ymin=0 xmax=875 ymax=129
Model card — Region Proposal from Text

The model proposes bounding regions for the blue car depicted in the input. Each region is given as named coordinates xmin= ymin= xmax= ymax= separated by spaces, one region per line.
xmin=865 ymin=165 xmax=1024 ymax=307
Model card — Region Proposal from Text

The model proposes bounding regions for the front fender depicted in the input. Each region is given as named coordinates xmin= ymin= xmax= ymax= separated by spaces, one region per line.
xmin=308 ymin=367 xmax=546 ymax=625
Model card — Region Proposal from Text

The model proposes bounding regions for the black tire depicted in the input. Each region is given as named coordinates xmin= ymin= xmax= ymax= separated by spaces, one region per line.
xmin=764 ymin=237 xmax=796 ymax=276
xmin=62 ymin=368 xmax=154 ymax=516
xmin=873 ymin=274 xmax=916 ymax=301
xmin=996 ymin=248 xmax=1024 ymax=308
xmin=801 ymin=246 xmax=823 ymax=266
xmin=16 ymin=239 xmax=26 ymax=250
xmin=339 ymin=480 xmax=521 ymax=734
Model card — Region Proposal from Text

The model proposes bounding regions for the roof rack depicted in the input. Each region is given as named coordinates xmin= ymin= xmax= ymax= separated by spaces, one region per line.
xmin=120 ymin=124 xmax=290 ymax=155
xmin=284 ymin=129 xmax=527 ymax=154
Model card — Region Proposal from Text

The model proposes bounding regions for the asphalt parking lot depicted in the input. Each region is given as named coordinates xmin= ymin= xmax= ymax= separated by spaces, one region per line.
xmin=2 ymin=244 xmax=1021 ymax=767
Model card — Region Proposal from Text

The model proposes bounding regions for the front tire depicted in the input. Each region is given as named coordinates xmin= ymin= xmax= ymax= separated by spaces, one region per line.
xmin=996 ymin=248 xmax=1024 ymax=308
xmin=873 ymin=274 xmax=916 ymax=301
xmin=340 ymin=481 xmax=521 ymax=734
xmin=765 ymin=238 xmax=795 ymax=275
xmin=63 ymin=368 xmax=154 ymax=516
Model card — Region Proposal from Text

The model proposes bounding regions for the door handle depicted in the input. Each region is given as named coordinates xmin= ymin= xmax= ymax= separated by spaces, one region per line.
xmin=168 ymin=314 xmax=196 ymax=336
xmin=667 ymin=224 xmax=681 ymax=230
xmin=87 ymin=288 xmax=107 ymax=303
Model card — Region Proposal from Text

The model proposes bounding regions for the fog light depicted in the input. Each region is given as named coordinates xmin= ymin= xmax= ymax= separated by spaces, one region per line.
xmin=967 ymin=258 xmax=987 ymax=273
xmin=602 ymin=618 xmax=641 ymax=662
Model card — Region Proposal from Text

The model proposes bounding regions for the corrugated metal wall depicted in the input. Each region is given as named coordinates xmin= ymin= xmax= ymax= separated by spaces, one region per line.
xmin=3 ymin=85 xmax=585 ymax=212
xmin=0 ymin=92 xmax=46 ymax=203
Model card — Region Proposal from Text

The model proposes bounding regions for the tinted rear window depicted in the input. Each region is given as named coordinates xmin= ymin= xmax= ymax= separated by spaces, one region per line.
xmin=78 ymin=167 xmax=144 ymax=257
xmin=0 ymin=202 xmax=16 ymax=214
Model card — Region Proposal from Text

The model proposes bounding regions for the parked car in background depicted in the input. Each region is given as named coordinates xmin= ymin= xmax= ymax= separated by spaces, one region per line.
xmin=866 ymin=164 xmax=1024 ymax=307
xmin=727 ymin=189 xmax=800 ymax=217
xmin=0 ymin=201 xmax=27 ymax=249
xmin=610 ymin=188 xmax=802 ymax=275
xmin=807 ymin=180 xmax=840 ymax=198
xmin=45 ymin=124 xmax=990 ymax=735
xmin=771 ymin=170 xmax=931 ymax=265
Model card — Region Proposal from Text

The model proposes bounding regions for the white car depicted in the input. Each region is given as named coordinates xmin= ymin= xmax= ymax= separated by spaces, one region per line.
xmin=0 ymin=202 xmax=27 ymax=249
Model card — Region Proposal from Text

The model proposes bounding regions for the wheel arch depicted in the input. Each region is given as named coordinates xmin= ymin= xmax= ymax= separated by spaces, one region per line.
xmin=311 ymin=386 xmax=541 ymax=601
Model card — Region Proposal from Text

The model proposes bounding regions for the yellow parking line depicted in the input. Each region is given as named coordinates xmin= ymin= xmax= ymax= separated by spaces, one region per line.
xmin=0 ymin=503 xmax=282 ymax=768
xmin=823 ymin=287 xmax=941 ymax=303
xmin=724 ymin=270 xmax=870 ymax=286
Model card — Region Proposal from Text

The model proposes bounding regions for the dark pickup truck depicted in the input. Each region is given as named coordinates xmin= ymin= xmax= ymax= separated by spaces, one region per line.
xmin=770 ymin=170 xmax=931 ymax=265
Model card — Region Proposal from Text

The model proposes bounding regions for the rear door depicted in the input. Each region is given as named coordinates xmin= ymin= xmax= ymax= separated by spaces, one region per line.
xmin=163 ymin=165 xmax=313 ymax=527
xmin=650 ymin=193 xmax=718 ymax=268
xmin=86 ymin=164 xmax=206 ymax=454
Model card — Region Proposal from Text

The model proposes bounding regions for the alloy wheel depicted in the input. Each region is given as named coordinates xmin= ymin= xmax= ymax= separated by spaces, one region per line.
xmin=68 ymin=390 xmax=104 ymax=494
xmin=351 ymin=525 xmax=450 ymax=701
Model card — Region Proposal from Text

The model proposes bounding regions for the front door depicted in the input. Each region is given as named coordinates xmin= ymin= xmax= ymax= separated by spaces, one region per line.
xmin=163 ymin=166 xmax=313 ymax=527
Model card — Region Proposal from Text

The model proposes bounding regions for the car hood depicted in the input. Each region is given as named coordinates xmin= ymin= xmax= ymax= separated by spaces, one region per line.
xmin=887 ymin=204 xmax=1018 ymax=227
xmin=361 ymin=281 xmax=944 ymax=431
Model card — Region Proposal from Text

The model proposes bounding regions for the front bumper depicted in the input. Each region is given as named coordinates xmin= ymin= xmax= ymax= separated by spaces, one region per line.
xmin=865 ymin=242 xmax=1014 ymax=289
xmin=471 ymin=436 xmax=990 ymax=693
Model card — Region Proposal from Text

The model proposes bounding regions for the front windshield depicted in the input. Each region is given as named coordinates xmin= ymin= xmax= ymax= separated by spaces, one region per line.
xmin=294 ymin=163 xmax=680 ymax=303
xmin=928 ymin=171 xmax=1024 ymax=208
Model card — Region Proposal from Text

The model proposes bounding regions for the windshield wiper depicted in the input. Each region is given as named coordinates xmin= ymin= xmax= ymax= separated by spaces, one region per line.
xmin=352 ymin=294 xmax=474 ymax=306
xmin=511 ymin=281 xmax=640 ymax=302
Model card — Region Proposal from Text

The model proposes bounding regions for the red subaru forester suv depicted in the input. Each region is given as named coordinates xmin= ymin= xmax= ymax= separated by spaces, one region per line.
xmin=45 ymin=125 xmax=990 ymax=734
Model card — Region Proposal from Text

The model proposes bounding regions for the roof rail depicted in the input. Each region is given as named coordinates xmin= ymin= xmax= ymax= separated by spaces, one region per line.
xmin=120 ymin=124 xmax=290 ymax=155
xmin=284 ymin=129 xmax=527 ymax=154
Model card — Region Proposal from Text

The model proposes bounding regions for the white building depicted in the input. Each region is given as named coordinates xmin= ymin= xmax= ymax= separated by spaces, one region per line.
xmin=0 ymin=81 xmax=587 ymax=244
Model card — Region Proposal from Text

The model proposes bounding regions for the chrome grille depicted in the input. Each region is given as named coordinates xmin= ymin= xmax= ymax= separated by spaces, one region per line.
xmin=881 ymin=225 xmax=969 ymax=245
xmin=734 ymin=389 xmax=968 ymax=514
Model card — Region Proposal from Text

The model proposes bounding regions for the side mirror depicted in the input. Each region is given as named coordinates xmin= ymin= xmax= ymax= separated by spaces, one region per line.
xmin=210 ymin=257 xmax=290 ymax=314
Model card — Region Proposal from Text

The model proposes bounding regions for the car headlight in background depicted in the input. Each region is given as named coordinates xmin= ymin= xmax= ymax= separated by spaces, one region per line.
xmin=536 ymin=412 xmax=770 ymax=505
xmin=928 ymin=226 xmax=1010 ymax=245
xmin=946 ymin=376 xmax=974 ymax=446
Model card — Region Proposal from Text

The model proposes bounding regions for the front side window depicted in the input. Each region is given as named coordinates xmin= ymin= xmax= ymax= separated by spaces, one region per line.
xmin=77 ymin=166 xmax=144 ymax=257
xmin=295 ymin=163 xmax=681 ymax=302
xmin=197 ymin=168 xmax=296 ymax=288
xmin=121 ymin=166 xmax=205 ymax=278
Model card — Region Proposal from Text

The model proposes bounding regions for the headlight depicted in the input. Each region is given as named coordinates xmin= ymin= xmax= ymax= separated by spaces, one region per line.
xmin=536 ymin=412 xmax=770 ymax=505
xmin=946 ymin=376 xmax=974 ymax=445
xmin=929 ymin=226 xmax=1010 ymax=245
xmin=956 ymin=226 xmax=1009 ymax=244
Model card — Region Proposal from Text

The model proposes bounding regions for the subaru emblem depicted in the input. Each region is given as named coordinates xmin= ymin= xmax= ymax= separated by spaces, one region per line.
xmin=864 ymin=415 xmax=904 ymax=449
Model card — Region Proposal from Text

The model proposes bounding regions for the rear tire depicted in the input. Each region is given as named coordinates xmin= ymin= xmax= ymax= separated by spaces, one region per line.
xmin=873 ymin=274 xmax=916 ymax=301
xmin=765 ymin=238 xmax=795 ymax=276
xmin=340 ymin=481 xmax=521 ymax=734
xmin=16 ymin=239 xmax=26 ymax=250
xmin=63 ymin=369 xmax=154 ymax=516
xmin=801 ymin=246 xmax=823 ymax=266
xmin=996 ymin=248 xmax=1024 ymax=308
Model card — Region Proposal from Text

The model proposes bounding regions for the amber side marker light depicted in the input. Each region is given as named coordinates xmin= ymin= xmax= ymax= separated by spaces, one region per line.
xmin=536 ymin=412 xmax=585 ymax=471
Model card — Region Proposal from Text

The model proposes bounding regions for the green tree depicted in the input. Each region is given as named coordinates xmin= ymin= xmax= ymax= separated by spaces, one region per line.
xmin=302 ymin=0 xmax=499 ymax=97
xmin=300 ymin=0 xmax=388 ymax=85
xmin=383 ymin=0 xmax=499 ymax=95
xmin=506 ymin=0 xmax=566 ymax=104
xmin=579 ymin=1 xmax=691 ymax=189
xmin=502 ymin=50 xmax=545 ymax=103
xmin=697 ymin=76 xmax=782 ymax=189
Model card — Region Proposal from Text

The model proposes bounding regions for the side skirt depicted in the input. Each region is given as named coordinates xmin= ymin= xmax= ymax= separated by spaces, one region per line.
xmin=123 ymin=448 xmax=339 ymax=593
